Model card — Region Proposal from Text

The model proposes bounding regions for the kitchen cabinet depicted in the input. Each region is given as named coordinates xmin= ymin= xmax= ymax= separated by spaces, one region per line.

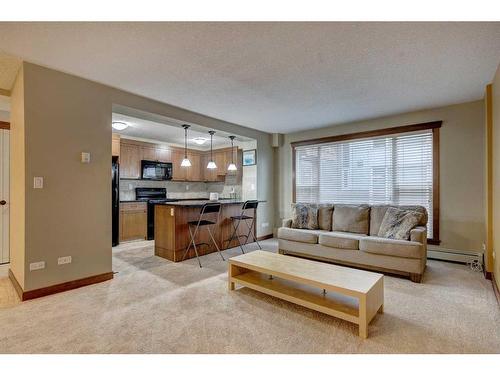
xmin=185 ymin=151 xmax=202 ymax=181
xmin=215 ymin=151 xmax=227 ymax=176
xmin=203 ymin=153 xmax=219 ymax=182
xmin=117 ymin=138 xmax=241 ymax=183
xmin=140 ymin=145 xmax=156 ymax=161
xmin=120 ymin=142 xmax=141 ymax=179
xmin=171 ymin=149 xmax=186 ymax=181
xmin=119 ymin=202 xmax=147 ymax=242
xmin=156 ymin=147 xmax=172 ymax=163
xmin=112 ymin=134 xmax=121 ymax=158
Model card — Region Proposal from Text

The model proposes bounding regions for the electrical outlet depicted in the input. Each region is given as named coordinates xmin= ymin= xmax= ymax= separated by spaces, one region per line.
xmin=262 ymin=222 xmax=269 ymax=228
xmin=29 ymin=261 xmax=45 ymax=271
xmin=58 ymin=256 xmax=72 ymax=265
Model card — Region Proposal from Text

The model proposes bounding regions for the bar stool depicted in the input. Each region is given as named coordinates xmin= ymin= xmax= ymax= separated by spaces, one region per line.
xmin=226 ymin=200 xmax=261 ymax=253
xmin=182 ymin=202 xmax=224 ymax=268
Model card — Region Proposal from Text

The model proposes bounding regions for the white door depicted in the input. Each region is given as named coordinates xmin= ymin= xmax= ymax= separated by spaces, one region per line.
xmin=0 ymin=129 xmax=9 ymax=264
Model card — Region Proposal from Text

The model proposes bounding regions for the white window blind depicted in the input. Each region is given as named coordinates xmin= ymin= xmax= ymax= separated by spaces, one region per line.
xmin=295 ymin=130 xmax=434 ymax=238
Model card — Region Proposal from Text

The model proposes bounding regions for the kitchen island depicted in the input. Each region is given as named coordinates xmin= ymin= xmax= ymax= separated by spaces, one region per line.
xmin=154 ymin=200 xmax=258 ymax=262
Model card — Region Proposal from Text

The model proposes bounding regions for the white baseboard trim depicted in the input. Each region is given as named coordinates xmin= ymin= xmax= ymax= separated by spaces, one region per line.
xmin=428 ymin=246 xmax=483 ymax=265
xmin=0 ymin=263 xmax=9 ymax=278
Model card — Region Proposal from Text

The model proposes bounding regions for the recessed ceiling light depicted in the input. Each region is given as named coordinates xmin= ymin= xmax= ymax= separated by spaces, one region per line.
xmin=112 ymin=121 xmax=129 ymax=131
xmin=192 ymin=137 xmax=208 ymax=145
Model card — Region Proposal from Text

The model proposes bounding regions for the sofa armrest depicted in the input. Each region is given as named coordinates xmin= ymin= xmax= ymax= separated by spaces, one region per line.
xmin=282 ymin=218 xmax=292 ymax=228
xmin=410 ymin=226 xmax=427 ymax=245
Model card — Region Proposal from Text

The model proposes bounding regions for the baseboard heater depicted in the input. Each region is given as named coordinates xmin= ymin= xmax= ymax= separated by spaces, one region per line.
xmin=427 ymin=245 xmax=484 ymax=266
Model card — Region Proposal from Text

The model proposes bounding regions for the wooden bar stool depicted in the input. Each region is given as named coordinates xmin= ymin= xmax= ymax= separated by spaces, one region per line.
xmin=182 ymin=202 xmax=224 ymax=268
xmin=225 ymin=200 xmax=261 ymax=253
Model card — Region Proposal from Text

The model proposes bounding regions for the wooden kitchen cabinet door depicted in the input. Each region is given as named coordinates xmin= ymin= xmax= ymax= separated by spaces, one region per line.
xmin=171 ymin=149 xmax=186 ymax=181
xmin=119 ymin=203 xmax=147 ymax=241
xmin=186 ymin=152 xmax=202 ymax=181
xmin=112 ymin=134 xmax=121 ymax=158
xmin=120 ymin=142 xmax=141 ymax=179
xmin=215 ymin=151 xmax=227 ymax=176
xmin=141 ymin=145 xmax=156 ymax=161
xmin=203 ymin=154 xmax=219 ymax=181
xmin=156 ymin=147 xmax=172 ymax=163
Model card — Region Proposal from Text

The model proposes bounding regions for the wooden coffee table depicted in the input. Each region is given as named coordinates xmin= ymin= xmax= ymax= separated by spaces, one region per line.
xmin=228 ymin=250 xmax=384 ymax=338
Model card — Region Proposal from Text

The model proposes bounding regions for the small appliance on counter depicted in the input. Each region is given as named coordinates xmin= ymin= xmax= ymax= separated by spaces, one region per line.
xmin=209 ymin=192 xmax=219 ymax=201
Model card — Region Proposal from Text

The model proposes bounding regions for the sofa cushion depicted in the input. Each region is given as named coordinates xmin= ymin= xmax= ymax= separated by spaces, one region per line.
xmin=316 ymin=204 xmax=334 ymax=231
xmin=378 ymin=207 xmax=424 ymax=241
xmin=370 ymin=205 xmax=427 ymax=236
xmin=291 ymin=203 xmax=319 ymax=230
xmin=359 ymin=237 xmax=423 ymax=259
xmin=277 ymin=227 xmax=327 ymax=244
xmin=332 ymin=204 xmax=370 ymax=234
xmin=318 ymin=231 xmax=366 ymax=250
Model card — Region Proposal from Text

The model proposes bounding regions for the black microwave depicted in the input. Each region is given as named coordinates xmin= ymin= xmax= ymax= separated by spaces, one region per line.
xmin=141 ymin=160 xmax=173 ymax=180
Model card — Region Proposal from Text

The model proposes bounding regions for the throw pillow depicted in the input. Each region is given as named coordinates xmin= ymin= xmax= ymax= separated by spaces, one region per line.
xmin=378 ymin=207 xmax=424 ymax=240
xmin=291 ymin=203 xmax=319 ymax=230
xmin=316 ymin=204 xmax=334 ymax=231
xmin=332 ymin=204 xmax=370 ymax=234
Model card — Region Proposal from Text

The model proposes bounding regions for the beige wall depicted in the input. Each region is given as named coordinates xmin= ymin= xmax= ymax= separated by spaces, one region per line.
xmin=11 ymin=62 xmax=275 ymax=292
xmin=277 ymin=101 xmax=486 ymax=252
xmin=0 ymin=110 xmax=9 ymax=122
xmin=490 ymin=63 xmax=500 ymax=290
xmin=10 ymin=66 xmax=25 ymax=289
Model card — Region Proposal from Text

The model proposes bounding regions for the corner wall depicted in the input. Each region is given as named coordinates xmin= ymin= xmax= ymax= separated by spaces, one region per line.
xmin=9 ymin=66 xmax=25 ymax=289
xmin=277 ymin=101 xmax=486 ymax=252
xmin=9 ymin=62 xmax=275 ymax=293
xmin=490 ymin=63 xmax=500 ymax=290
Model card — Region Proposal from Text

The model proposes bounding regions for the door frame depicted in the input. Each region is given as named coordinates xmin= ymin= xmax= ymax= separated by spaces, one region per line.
xmin=0 ymin=121 xmax=10 ymax=265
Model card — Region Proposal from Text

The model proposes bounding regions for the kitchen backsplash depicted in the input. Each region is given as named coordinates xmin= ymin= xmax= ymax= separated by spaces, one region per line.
xmin=119 ymin=177 xmax=242 ymax=201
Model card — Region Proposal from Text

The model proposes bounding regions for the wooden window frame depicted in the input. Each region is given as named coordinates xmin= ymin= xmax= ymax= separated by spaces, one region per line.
xmin=291 ymin=121 xmax=442 ymax=245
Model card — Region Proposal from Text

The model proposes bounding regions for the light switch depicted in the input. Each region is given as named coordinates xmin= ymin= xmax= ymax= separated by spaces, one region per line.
xmin=33 ymin=177 xmax=44 ymax=189
xmin=81 ymin=152 xmax=91 ymax=163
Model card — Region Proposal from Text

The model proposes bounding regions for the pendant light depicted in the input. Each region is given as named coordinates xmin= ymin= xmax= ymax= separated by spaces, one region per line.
xmin=181 ymin=124 xmax=192 ymax=167
xmin=227 ymin=135 xmax=237 ymax=171
xmin=207 ymin=131 xmax=217 ymax=169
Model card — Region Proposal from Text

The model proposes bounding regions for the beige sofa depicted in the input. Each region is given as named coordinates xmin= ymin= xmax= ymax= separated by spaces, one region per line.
xmin=278 ymin=204 xmax=428 ymax=282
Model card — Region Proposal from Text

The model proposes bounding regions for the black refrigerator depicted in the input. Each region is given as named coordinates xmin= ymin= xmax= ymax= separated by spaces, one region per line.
xmin=112 ymin=156 xmax=120 ymax=247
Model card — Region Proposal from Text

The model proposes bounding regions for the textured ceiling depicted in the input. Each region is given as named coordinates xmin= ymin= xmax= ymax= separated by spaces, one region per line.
xmin=0 ymin=22 xmax=499 ymax=133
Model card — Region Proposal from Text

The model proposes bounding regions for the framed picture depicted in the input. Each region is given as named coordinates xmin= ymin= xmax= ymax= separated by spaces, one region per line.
xmin=243 ymin=149 xmax=257 ymax=166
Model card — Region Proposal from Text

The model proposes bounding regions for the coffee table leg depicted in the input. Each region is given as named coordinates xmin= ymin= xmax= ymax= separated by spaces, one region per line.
xmin=228 ymin=263 xmax=235 ymax=290
xmin=359 ymin=295 xmax=368 ymax=339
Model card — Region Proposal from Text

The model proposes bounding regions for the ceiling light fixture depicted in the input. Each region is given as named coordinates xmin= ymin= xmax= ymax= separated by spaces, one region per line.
xmin=192 ymin=137 xmax=208 ymax=145
xmin=112 ymin=121 xmax=129 ymax=131
xmin=181 ymin=124 xmax=192 ymax=167
xmin=207 ymin=131 xmax=217 ymax=169
xmin=227 ymin=136 xmax=237 ymax=171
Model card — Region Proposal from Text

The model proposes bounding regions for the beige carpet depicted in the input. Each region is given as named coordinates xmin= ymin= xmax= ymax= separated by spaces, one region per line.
xmin=0 ymin=239 xmax=499 ymax=353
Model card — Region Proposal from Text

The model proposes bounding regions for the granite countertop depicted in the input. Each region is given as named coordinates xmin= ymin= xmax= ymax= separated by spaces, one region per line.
xmin=156 ymin=200 xmax=250 ymax=207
